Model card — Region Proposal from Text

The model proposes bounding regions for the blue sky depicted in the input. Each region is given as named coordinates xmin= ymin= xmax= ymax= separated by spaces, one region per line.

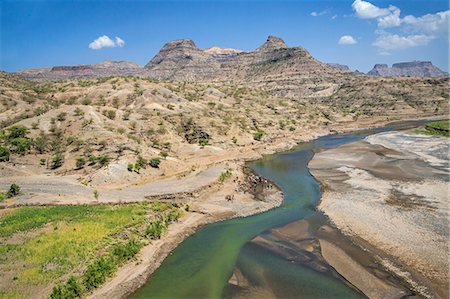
xmin=1 ymin=0 xmax=448 ymax=72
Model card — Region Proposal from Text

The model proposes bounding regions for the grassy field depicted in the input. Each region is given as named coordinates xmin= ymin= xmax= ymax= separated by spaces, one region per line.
xmin=415 ymin=120 xmax=449 ymax=137
xmin=0 ymin=202 xmax=182 ymax=299
xmin=425 ymin=120 xmax=450 ymax=137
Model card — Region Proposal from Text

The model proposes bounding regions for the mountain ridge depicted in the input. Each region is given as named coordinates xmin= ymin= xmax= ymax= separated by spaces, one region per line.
xmin=367 ymin=61 xmax=447 ymax=77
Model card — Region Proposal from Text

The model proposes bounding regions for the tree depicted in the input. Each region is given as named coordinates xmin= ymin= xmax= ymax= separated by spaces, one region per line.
xmin=10 ymin=138 xmax=31 ymax=154
xmin=0 ymin=146 xmax=10 ymax=162
xmin=136 ymin=156 xmax=147 ymax=169
xmin=6 ymin=183 xmax=20 ymax=198
xmin=7 ymin=125 xmax=29 ymax=139
xmin=149 ymin=158 xmax=161 ymax=168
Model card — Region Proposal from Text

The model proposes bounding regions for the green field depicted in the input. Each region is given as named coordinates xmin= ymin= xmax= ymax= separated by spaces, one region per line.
xmin=415 ymin=120 xmax=449 ymax=137
xmin=0 ymin=202 xmax=182 ymax=299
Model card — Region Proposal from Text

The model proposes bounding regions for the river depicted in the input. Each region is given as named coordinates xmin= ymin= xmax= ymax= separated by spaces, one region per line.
xmin=131 ymin=120 xmax=433 ymax=299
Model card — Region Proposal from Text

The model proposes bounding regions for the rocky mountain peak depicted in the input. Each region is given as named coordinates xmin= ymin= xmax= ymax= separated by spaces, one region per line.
xmin=161 ymin=39 xmax=198 ymax=50
xmin=368 ymin=61 xmax=447 ymax=77
xmin=256 ymin=35 xmax=288 ymax=51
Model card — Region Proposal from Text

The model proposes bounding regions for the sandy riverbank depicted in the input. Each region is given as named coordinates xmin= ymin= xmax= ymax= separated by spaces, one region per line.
xmin=309 ymin=130 xmax=449 ymax=299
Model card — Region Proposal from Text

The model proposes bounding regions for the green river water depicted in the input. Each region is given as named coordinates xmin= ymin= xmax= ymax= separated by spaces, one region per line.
xmin=131 ymin=120 xmax=430 ymax=299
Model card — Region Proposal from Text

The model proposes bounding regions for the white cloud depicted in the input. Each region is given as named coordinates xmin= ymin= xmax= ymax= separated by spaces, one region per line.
xmin=338 ymin=35 xmax=358 ymax=45
xmin=405 ymin=10 xmax=450 ymax=36
xmin=311 ymin=10 xmax=328 ymax=17
xmin=89 ymin=35 xmax=125 ymax=50
xmin=351 ymin=0 xmax=449 ymax=52
xmin=378 ymin=6 xmax=401 ymax=28
xmin=331 ymin=14 xmax=338 ymax=20
xmin=352 ymin=0 xmax=390 ymax=19
xmin=373 ymin=33 xmax=433 ymax=50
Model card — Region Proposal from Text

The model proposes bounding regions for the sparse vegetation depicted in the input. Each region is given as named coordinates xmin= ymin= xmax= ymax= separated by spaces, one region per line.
xmin=219 ymin=168 xmax=232 ymax=183
xmin=253 ymin=129 xmax=264 ymax=141
xmin=149 ymin=157 xmax=161 ymax=168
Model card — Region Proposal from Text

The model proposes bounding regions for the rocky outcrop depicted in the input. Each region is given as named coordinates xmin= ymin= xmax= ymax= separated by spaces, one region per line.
xmin=326 ymin=63 xmax=350 ymax=71
xmin=16 ymin=61 xmax=142 ymax=81
xmin=368 ymin=61 xmax=447 ymax=77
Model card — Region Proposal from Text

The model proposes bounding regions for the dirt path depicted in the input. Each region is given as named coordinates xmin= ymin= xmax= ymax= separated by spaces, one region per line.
xmin=0 ymin=164 xmax=226 ymax=207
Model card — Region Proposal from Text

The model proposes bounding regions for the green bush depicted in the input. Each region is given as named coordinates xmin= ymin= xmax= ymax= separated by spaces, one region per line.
xmin=97 ymin=155 xmax=111 ymax=166
xmin=33 ymin=136 xmax=48 ymax=153
xmin=51 ymin=153 xmax=64 ymax=169
xmin=160 ymin=151 xmax=168 ymax=159
xmin=198 ymin=137 xmax=209 ymax=146
xmin=88 ymin=155 xmax=97 ymax=165
xmin=105 ymin=110 xmax=116 ymax=120
xmin=7 ymin=125 xmax=29 ymax=139
xmin=75 ymin=157 xmax=86 ymax=169
xmin=0 ymin=146 xmax=10 ymax=162
xmin=10 ymin=137 xmax=31 ymax=154
xmin=57 ymin=112 xmax=67 ymax=121
xmin=127 ymin=163 xmax=134 ymax=172
xmin=50 ymin=276 xmax=83 ymax=299
xmin=146 ymin=219 xmax=166 ymax=239
xmin=149 ymin=158 xmax=161 ymax=168
xmin=219 ymin=168 xmax=232 ymax=182
xmin=136 ymin=156 xmax=147 ymax=169
xmin=6 ymin=183 xmax=20 ymax=198
xmin=111 ymin=239 xmax=141 ymax=263
xmin=82 ymin=256 xmax=116 ymax=291
xmin=253 ymin=130 xmax=264 ymax=141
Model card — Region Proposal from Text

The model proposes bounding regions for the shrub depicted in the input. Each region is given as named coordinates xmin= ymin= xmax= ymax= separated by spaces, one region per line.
xmin=198 ymin=137 xmax=209 ymax=147
xmin=111 ymin=239 xmax=141 ymax=263
xmin=39 ymin=158 xmax=46 ymax=166
xmin=0 ymin=146 xmax=10 ymax=162
xmin=81 ymin=98 xmax=92 ymax=105
xmin=105 ymin=110 xmax=116 ymax=120
xmin=145 ymin=218 xmax=166 ymax=239
xmin=253 ymin=130 xmax=264 ymax=141
xmin=93 ymin=190 xmax=99 ymax=200
xmin=74 ymin=107 xmax=84 ymax=116
xmin=57 ymin=112 xmax=67 ymax=121
xmin=127 ymin=163 xmax=134 ymax=172
xmin=6 ymin=183 xmax=20 ymax=198
xmin=51 ymin=153 xmax=64 ymax=169
xmin=75 ymin=157 xmax=85 ymax=169
xmin=98 ymin=155 xmax=111 ymax=167
xmin=149 ymin=158 xmax=161 ymax=168
xmin=82 ymin=256 xmax=115 ymax=291
xmin=160 ymin=151 xmax=168 ymax=159
xmin=136 ymin=156 xmax=147 ymax=169
xmin=134 ymin=163 xmax=141 ymax=173
xmin=7 ymin=125 xmax=29 ymax=139
xmin=50 ymin=276 xmax=83 ymax=299
xmin=88 ymin=155 xmax=97 ymax=165
xmin=33 ymin=136 xmax=48 ymax=153
xmin=219 ymin=168 xmax=232 ymax=183
xmin=10 ymin=137 xmax=31 ymax=154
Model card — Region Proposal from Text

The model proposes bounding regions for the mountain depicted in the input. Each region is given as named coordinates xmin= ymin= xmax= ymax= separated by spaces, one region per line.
xmin=142 ymin=35 xmax=354 ymax=98
xmin=367 ymin=61 xmax=447 ymax=77
xmin=16 ymin=61 xmax=142 ymax=81
xmin=326 ymin=63 xmax=350 ymax=71
xmin=12 ymin=36 xmax=448 ymax=117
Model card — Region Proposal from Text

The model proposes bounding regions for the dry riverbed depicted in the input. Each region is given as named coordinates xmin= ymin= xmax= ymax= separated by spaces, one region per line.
xmin=309 ymin=130 xmax=449 ymax=299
